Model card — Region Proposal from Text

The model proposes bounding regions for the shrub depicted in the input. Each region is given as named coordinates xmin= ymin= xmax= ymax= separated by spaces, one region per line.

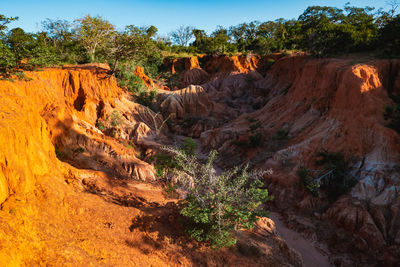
xmin=73 ymin=147 xmax=85 ymax=154
xmin=164 ymin=147 xmax=273 ymax=249
xmin=275 ymin=129 xmax=289 ymax=140
xmin=249 ymin=132 xmax=263 ymax=147
xmin=248 ymin=119 xmax=263 ymax=148
xmin=316 ymin=150 xmax=356 ymax=199
xmin=127 ymin=75 xmax=145 ymax=94
xmin=136 ymin=89 xmax=157 ymax=108
xmin=13 ymin=71 xmax=32 ymax=81
xmin=28 ymin=45 xmax=62 ymax=67
xmin=96 ymin=121 xmax=106 ymax=131
xmin=110 ymin=111 xmax=121 ymax=127
xmin=0 ymin=41 xmax=16 ymax=74
xmin=234 ymin=119 xmax=264 ymax=149
xmin=151 ymin=152 xmax=178 ymax=178
xmin=383 ymin=102 xmax=400 ymax=133
xmin=159 ymin=71 xmax=181 ymax=89
xmin=380 ymin=15 xmax=400 ymax=56
xmin=297 ymin=166 xmax=320 ymax=197
xmin=183 ymin=116 xmax=202 ymax=128
xmin=183 ymin=137 xmax=198 ymax=156
xmin=249 ymin=121 xmax=262 ymax=132
xmin=236 ymin=241 xmax=262 ymax=257
xmin=55 ymin=146 xmax=68 ymax=160
xmin=164 ymin=182 xmax=178 ymax=198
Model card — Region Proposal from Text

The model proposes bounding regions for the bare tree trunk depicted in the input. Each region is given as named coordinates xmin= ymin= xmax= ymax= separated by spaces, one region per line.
xmin=89 ymin=43 xmax=97 ymax=62
xmin=89 ymin=50 xmax=95 ymax=62
xmin=110 ymin=56 xmax=119 ymax=75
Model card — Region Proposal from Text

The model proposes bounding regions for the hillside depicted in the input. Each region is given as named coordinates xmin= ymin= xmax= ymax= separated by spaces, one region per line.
xmin=1 ymin=53 xmax=400 ymax=266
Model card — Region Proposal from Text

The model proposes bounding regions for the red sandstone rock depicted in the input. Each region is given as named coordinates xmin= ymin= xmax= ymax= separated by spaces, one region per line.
xmin=134 ymin=66 xmax=154 ymax=88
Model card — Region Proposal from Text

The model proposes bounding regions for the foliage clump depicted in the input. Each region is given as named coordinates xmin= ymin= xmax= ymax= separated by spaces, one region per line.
xmin=110 ymin=111 xmax=121 ymax=127
xmin=297 ymin=166 xmax=320 ymax=197
xmin=383 ymin=96 xmax=400 ymax=134
xmin=164 ymin=146 xmax=273 ymax=249
xmin=316 ymin=150 xmax=356 ymax=199
xmin=234 ymin=118 xmax=263 ymax=149
xmin=297 ymin=150 xmax=356 ymax=199
xmin=182 ymin=137 xmax=198 ymax=156
xmin=2 ymin=3 xmax=400 ymax=78
xmin=116 ymin=65 xmax=158 ymax=108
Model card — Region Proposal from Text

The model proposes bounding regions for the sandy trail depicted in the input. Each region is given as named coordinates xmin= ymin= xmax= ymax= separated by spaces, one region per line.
xmin=270 ymin=212 xmax=332 ymax=267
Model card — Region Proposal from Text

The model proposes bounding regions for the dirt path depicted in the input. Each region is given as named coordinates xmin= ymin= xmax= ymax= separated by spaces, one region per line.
xmin=270 ymin=212 xmax=332 ymax=267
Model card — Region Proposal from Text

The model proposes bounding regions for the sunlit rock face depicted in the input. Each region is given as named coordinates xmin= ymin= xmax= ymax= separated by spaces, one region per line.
xmin=194 ymin=54 xmax=400 ymax=263
xmin=1 ymin=53 xmax=400 ymax=265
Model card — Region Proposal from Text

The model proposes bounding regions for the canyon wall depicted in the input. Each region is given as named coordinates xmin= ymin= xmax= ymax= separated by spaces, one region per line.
xmin=0 ymin=63 xmax=304 ymax=266
xmin=194 ymin=54 xmax=400 ymax=264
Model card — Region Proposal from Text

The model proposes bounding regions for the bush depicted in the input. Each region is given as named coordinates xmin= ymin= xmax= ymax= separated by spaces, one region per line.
xmin=275 ymin=129 xmax=289 ymax=140
xmin=380 ymin=15 xmax=400 ymax=56
xmin=28 ymin=45 xmax=62 ymax=67
xmin=73 ymin=147 xmax=85 ymax=154
xmin=110 ymin=111 xmax=121 ymax=127
xmin=316 ymin=150 xmax=356 ymax=199
xmin=116 ymin=66 xmax=157 ymax=108
xmin=96 ymin=121 xmax=106 ymax=131
xmin=0 ymin=41 xmax=16 ymax=74
xmin=136 ymin=89 xmax=157 ymax=108
xmin=149 ymin=152 xmax=178 ymax=178
xmin=127 ymin=75 xmax=145 ymax=94
xmin=164 ymin=147 xmax=273 ymax=249
xmin=249 ymin=132 xmax=263 ymax=147
xmin=383 ymin=102 xmax=400 ymax=133
xmin=182 ymin=137 xmax=198 ymax=156
xmin=248 ymin=118 xmax=263 ymax=148
xmin=297 ymin=166 xmax=320 ymax=197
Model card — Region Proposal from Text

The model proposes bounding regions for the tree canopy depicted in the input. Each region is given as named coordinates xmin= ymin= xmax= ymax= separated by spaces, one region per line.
xmin=1 ymin=3 xmax=400 ymax=77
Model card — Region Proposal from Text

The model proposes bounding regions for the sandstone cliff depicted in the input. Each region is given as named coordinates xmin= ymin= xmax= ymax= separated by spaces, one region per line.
xmin=0 ymin=65 xmax=304 ymax=266
xmin=196 ymin=54 xmax=400 ymax=265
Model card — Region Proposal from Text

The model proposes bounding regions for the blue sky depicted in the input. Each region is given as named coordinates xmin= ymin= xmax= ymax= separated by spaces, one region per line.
xmin=1 ymin=0 xmax=391 ymax=35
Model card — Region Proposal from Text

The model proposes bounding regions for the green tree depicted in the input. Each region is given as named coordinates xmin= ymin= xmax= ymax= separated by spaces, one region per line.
xmin=297 ymin=5 xmax=379 ymax=56
xmin=41 ymin=18 xmax=74 ymax=54
xmin=316 ymin=150 xmax=356 ymax=199
xmin=192 ymin=29 xmax=209 ymax=52
xmin=343 ymin=4 xmax=378 ymax=49
xmin=0 ymin=14 xmax=18 ymax=35
xmin=75 ymin=15 xmax=115 ymax=62
xmin=7 ymin=28 xmax=35 ymax=66
xmin=164 ymin=147 xmax=273 ymax=248
xmin=0 ymin=41 xmax=15 ymax=73
xmin=0 ymin=14 xmax=18 ymax=73
xmin=380 ymin=15 xmax=400 ymax=55
xmin=29 ymin=36 xmax=61 ymax=67
xmin=192 ymin=27 xmax=234 ymax=55
xmin=209 ymin=26 xmax=231 ymax=55
xmin=108 ymin=29 xmax=141 ymax=74
xmin=229 ymin=22 xmax=259 ymax=52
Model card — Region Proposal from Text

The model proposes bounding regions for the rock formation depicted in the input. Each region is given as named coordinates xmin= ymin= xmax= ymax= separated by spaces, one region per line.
xmin=0 ymin=64 xmax=304 ymax=266
xmin=2 ymin=52 xmax=400 ymax=265
xmin=197 ymin=54 xmax=400 ymax=265
xmin=134 ymin=66 xmax=154 ymax=88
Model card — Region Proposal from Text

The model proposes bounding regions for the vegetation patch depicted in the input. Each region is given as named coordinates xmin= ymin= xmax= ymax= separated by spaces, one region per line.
xmin=297 ymin=166 xmax=320 ymax=197
xmin=73 ymin=147 xmax=85 ymax=154
xmin=110 ymin=111 xmax=121 ymax=127
xmin=164 ymin=147 xmax=273 ymax=249
xmin=383 ymin=96 xmax=400 ymax=134
xmin=298 ymin=150 xmax=357 ymax=199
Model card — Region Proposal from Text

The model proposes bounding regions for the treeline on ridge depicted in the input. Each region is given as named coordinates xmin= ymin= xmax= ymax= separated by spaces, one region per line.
xmin=1 ymin=3 xmax=400 ymax=78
